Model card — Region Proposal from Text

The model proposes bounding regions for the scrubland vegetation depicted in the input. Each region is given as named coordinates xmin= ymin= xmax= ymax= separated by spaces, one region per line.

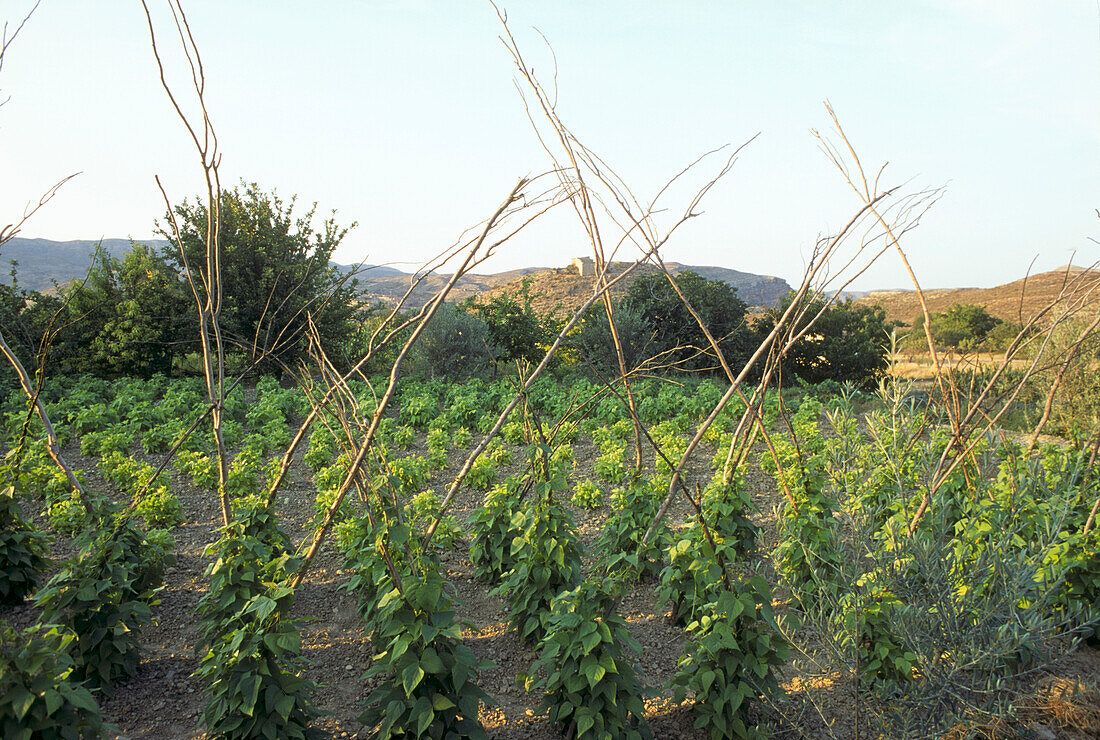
xmin=3 ymin=3 xmax=1100 ymax=739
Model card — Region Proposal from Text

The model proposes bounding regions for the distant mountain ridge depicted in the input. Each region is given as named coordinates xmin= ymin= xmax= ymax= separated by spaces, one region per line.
xmin=3 ymin=238 xmax=794 ymax=308
xmin=0 ymin=238 xmax=170 ymax=291
xmin=856 ymin=265 xmax=1100 ymax=326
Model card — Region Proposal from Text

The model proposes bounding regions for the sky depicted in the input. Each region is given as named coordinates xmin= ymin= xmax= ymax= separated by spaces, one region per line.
xmin=0 ymin=1 xmax=1097 ymax=291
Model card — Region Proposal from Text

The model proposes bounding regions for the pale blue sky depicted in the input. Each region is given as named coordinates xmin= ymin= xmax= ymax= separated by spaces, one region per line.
xmin=1 ymin=1 xmax=1096 ymax=290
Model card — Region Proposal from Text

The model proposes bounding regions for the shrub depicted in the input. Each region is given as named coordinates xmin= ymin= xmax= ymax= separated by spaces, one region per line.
xmin=598 ymin=479 xmax=668 ymax=580
xmin=196 ymin=503 xmax=314 ymax=740
xmin=672 ymin=578 xmax=787 ymax=740
xmin=496 ymin=498 xmax=583 ymax=643
xmin=405 ymin=490 xmax=462 ymax=549
xmin=468 ymin=481 xmax=524 ymax=585
xmin=0 ymin=487 xmax=48 ymax=605
xmin=570 ymin=478 xmax=603 ymax=510
xmin=36 ymin=516 xmax=165 ymax=692
xmin=0 ymin=625 xmax=105 ymax=739
xmin=464 ymin=456 xmax=498 ymax=492
xmin=524 ymin=578 xmax=651 ymax=740
xmin=360 ymin=561 xmax=491 ymax=739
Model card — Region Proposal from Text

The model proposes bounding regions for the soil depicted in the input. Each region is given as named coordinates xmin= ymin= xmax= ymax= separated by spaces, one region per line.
xmin=4 ymin=400 xmax=1100 ymax=740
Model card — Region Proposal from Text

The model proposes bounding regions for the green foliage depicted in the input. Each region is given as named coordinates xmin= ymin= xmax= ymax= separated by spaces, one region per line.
xmin=401 ymin=393 xmax=438 ymax=430
xmin=700 ymin=476 xmax=759 ymax=556
xmin=762 ymin=295 xmax=891 ymax=386
xmin=303 ymin=426 xmax=337 ymax=473
xmin=51 ymin=243 xmax=190 ymax=377
xmin=911 ymin=302 xmax=1004 ymax=350
xmin=570 ymin=478 xmax=603 ymax=510
xmin=594 ymin=443 xmax=626 ymax=484
xmin=0 ymin=625 xmax=105 ymax=740
xmin=598 ymin=479 xmax=668 ymax=580
xmin=450 ymin=426 xmax=472 ymax=449
xmin=464 ymin=455 xmax=498 ymax=491
xmin=159 ymin=181 xmax=360 ymax=372
xmin=837 ymin=583 xmax=917 ymax=685
xmin=619 ymin=270 xmax=753 ymax=373
xmin=465 ymin=277 xmax=559 ymax=365
xmin=405 ymin=490 xmax=462 ymax=550
xmin=524 ymin=578 xmax=651 ymax=740
xmin=360 ymin=562 xmax=491 ymax=739
xmin=496 ymin=496 xmax=583 ymax=643
xmin=571 ymin=302 xmax=652 ymax=377
xmin=659 ymin=526 xmax=741 ymax=628
xmin=0 ymin=487 xmax=48 ymax=604
xmin=773 ymin=463 xmax=842 ymax=612
xmin=196 ymin=503 xmax=313 ymax=740
xmin=407 ymin=302 xmax=496 ymax=379
xmin=467 ymin=481 xmax=524 ymax=585
xmin=174 ymin=450 xmax=219 ymax=490
xmin=36 ymin=516 xmax=165 ymax=691
xmin=672 ymin=578 xmax=787 ymax=740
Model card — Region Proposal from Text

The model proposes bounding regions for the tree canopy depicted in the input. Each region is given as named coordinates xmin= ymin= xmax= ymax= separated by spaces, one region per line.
xmin=761 ymin=295 xmax=892 ymax=386
xmin=617 ymin=270 xmax=754 ymax=373
xmin=158 ymin=181 xmax=360 ymax=372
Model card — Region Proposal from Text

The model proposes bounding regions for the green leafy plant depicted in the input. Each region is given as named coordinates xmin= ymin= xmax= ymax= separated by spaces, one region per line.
xmin=837 ymin=582 xmax=917 ymax=685
xmin=523 ymin=577 xmax=651 ymax=740
xmin=598 ymin=479 xmax=667 ymax=580
xmin=0 ymin=486 xmax=48 ymax=604
xmin=360 ymin=558 xmax=491 ymax=739
xmin=464 ymin=456 xmax=498 ymax=492
xmin=195 ymin=502 xmax=314 ymax=740
xmin=467 ymin=481 xmax=524 ymax=585
xmin=405 ymin=490 xmax=462 ymax=549
xmin=36 ymin=515 xmax=165 ymax=691
xmin=450 ymin=426 xmax=472 ymax=449
xmin=570 ymin=478 xmax=603 ymax=510
xmin=0 ymin=624 xmax=105 ymax=739
xmin=672 ymin=577 xmax=788 ymax=740
xmin=495 ymin=496 xmax=583 ymax=643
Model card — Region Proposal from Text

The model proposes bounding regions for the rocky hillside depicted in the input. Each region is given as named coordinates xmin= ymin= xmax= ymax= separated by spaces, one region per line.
xmin=857 ymin=266 xmax=1100 ymax=326
xmin=471 ymin=261 xmax=791 ymax=316
xmin=3 ymin=238 xmax=793 ymax=311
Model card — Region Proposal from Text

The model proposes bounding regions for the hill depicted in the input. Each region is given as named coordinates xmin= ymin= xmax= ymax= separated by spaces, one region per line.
xmin=857 ymin=266 xmax=1100 ymax=326
xmin=0 ymin=238 xmax=169 ymax=292
xmin=3 ymin=238 xmax=793 ymax=311
xmin=471 ymin=261 xmax=792 ymax=316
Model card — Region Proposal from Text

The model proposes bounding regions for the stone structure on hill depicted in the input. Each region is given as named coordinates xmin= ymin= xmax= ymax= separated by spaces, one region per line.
xmin=570 ymin=256 xmax=594 ymax=276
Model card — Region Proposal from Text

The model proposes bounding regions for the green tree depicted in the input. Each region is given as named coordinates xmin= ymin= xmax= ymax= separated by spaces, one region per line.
xmin=158 ymin=181 xmax=360 ymax=372
xmin=912 ymin=303 xmax=1003 ymax=350
xmin=619 ymin=270 xmax=753 ymax=373
xmin=464 ymin=277 xmax=558 ymax=367
xmin=36 ymin=244 xmax=190 ymax=377
xmin=763 ymin=295 xmax=891 ymax=386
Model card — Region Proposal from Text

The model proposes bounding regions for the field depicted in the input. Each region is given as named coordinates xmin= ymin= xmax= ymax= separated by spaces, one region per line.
xmin=3 ymin=371 xmax=1100 ymax=739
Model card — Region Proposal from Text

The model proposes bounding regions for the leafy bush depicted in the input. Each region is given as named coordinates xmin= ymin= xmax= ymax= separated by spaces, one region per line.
xmin=0 ymin=487 xmax=48 ymax=604
xmin=467 ymin=481 xmax=524 ymax=585
xmin=594 ymin=443 xmax=626 ymax=484
xmin=598 ymin=479 xmax=668 ymax=580
xmin=672 ymin=578 xmax=787 ymax=740
xmin=303 ymin=427 xmax=336 ymax=473
xmin=570 ymin=478 xmax=603 ymax=510
xmin=0 ymin=625 xmax=105 ymax=739
xmin=496 ymin=497 xmax=583 ymax=643
xmin=464 ymin=456 xmax=498 ymax=492
xmin=837 ymin=582 xmax=917 ymax=685
xmin=524 ymin=578 xmax=651 ymax=740
xmin=405 ymin=490 xmax=462 ymax=549
xmin=450 ymin=426 xmax=472 ymax=449
xmin=360 ymin=560 xmax=491 ymax=739
xmin=196 ymin=503 xmax=314 ymax=740
xmin=36 ymin=516 xmax=165 ymax=691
